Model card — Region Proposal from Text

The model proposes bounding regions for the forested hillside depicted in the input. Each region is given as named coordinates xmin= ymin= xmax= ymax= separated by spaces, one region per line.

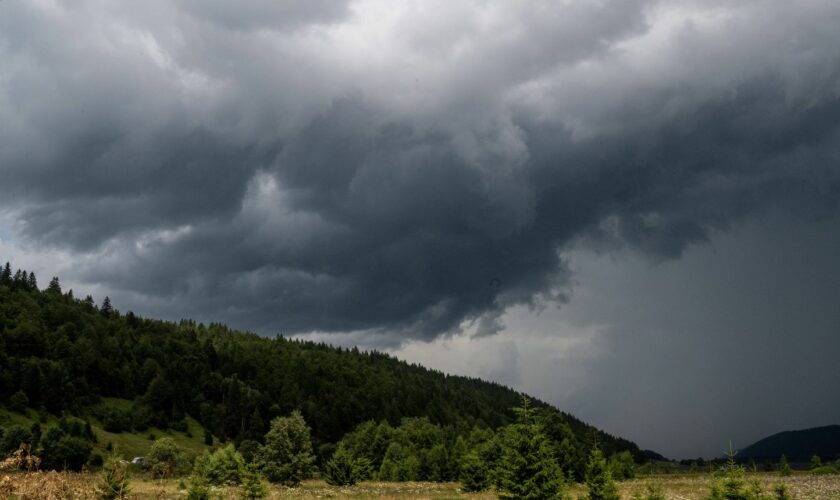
xmin=0 ymin=262 xmax=641 ymax=469
xmin=737 ymin=425 xmax=840 ymax=462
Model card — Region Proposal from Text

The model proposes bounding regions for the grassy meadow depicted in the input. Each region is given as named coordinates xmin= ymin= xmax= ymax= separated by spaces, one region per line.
xmin=2 ymin=472 xmax=840 ymax=499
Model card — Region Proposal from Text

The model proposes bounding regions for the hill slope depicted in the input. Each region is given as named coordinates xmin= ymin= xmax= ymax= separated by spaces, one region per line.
xmin=737 ymin=425 xmax=840 ymax=461
xmin=0 ymin=263 xmax=642 ymax=462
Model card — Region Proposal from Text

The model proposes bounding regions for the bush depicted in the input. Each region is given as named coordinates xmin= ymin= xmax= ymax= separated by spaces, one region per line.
xmin=9 ymin=390 xmax=29 ymax=412
xmin=256 ymin=411 xmax=316 ymax=486
xmin=146 ymin=437 xmax=188 ymax=478
xmin=0 ymin=424 xmax=32 ymax=454
xmin=323 ymin=448 xmax=370 ymax=486
xmin=207 ymin=444 xmax=246 ymax=486
xmin=810 ymin=465 xmax=838 ymax=476
xmin=40 ymin=432 xmax=93 ymax=471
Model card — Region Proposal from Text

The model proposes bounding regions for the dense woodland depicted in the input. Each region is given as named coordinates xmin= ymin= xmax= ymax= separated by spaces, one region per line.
xmin=0 ymin=262 xmax=646 ymax=486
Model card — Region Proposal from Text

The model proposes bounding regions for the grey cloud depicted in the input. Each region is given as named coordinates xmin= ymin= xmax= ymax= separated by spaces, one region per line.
xmin=1 ymin=0 xmax=840 ymax=345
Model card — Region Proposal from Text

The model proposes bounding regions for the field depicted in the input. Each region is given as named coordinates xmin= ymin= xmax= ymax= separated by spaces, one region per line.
xmin=1 ymin=472 xmax=840 ymax=499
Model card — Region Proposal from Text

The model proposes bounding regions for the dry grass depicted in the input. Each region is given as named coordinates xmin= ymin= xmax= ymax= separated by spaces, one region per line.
xmin=1 ymin=472 xmax=840 ymax=499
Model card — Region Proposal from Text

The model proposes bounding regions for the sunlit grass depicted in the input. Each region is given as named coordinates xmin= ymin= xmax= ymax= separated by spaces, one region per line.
xmin=3 ymin=471 xmax=840 ymax=499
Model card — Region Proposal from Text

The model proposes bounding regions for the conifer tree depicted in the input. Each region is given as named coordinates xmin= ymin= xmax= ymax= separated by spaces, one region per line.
xmin=101 ymin=296 xmax=114 ymax=317
xmin=97 ymin=453 xmax=131 ymax=499
xmin=239 ymin=464 xmax=268 ymax=499
xmin=0 ymin=262 xmax=11 ymax=284
xmin=495 ymin=397 xmax=567 ymax=499
xmin=27 ymin=271 xmax=37 ymax=290
xmin=584 ymin=446 xmax=619 ymax=500
xmin=779 ymin=455 xmax=792 ymax=477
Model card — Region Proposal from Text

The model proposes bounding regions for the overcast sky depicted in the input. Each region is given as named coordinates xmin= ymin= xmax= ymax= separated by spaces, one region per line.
xmin=2 ymin=0 xmax=840 ymax=459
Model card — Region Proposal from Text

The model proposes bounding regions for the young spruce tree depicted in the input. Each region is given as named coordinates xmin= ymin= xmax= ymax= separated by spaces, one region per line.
xmin=585 ymin=445 xmax=619 ymax=500
xmin=495 ymin=397 xmax=567 ymax=499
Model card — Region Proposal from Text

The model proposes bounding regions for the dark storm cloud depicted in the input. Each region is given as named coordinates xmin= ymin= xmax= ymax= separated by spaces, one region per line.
xmin=1 ymin=0 xmax=840 ymax=341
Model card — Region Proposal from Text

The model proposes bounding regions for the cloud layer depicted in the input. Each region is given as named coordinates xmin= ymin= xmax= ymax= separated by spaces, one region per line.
xmin=2 ymin=0 xmax=840 ymax=344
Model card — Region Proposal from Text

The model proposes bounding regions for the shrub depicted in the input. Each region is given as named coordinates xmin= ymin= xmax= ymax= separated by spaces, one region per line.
xmin=323 ymin=448 xmax=370 ymax=486
xmin=256 ymin=411 xmax=316 ymax=486
xmin=39 ymin=427 xmax=93 ymax=471
xmin=145 ymin=437 xmax=188 ymax=478
xmin=810 ymin=465 xmax=837 ymax=476
xmin=207 ymin=444 xmax=246 ymax=486
xmin=9 ymin=390 xmax=29 ymax=412
xmin=0 ymin=424 xmax=32 ymax=454
xmin=810 ymin=455 xmax=823 ymax=470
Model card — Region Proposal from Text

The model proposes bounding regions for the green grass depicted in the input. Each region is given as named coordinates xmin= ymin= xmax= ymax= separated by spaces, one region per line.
xmin=0 ymin=401 xmax=212 ymax=463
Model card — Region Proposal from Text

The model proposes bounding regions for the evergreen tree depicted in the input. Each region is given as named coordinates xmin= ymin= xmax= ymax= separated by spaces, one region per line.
xmin=495 ymin=397 xmax=567 ymax=499
xmin=608 ymin=450 xmax=636 ymax=480
xmin=47 ymin=276 xmax=61 ymax=294
xmin=97 ymin=453 xmax=131 ymax=500
xmin=239 ymin=463 xmax=268 ymax=499
xmin=27 ymin=271 xmax=37 ymax=290
xmin=459 ymin=451 xmax=491 ymax=492
xmin=187 ymin=452 xmax=211 ymax=500
xmin=0 ymin=262 xmax=11 ymax=284
xmin=323 ymin=448 xmax=368 ymax=486
xmin=256 ymin=411 xmax=316 ymax=486
xmin=779 ymin=455 xmax=792 ymax=477
xmin=584 ymin=446 xmax=619 ymax=500
xmin=101 ymin=296 xmax=114 ymax=317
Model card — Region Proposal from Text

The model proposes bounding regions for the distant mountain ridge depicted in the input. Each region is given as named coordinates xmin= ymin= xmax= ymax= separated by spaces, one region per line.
xmin=737 ymin=425 xmax=840 ymax=461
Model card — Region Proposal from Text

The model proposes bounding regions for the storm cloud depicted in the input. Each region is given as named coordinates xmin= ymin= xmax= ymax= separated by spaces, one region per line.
xmin=2 ymin=0 xmax=839 ymax=345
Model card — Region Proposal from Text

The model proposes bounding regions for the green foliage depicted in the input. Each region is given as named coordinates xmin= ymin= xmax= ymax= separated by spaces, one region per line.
xmin=706 ymin=445 xmax=783 ymax=500
xmin=239 ymin=463 xmax=268 ymax=499
xmin=0 ymin=263 xmax=641 ymax=466
xmin=772 ymin=483 xmax=793 ymax=500
xmin=207 ymin=444 xmax=246 ymax=485
xmin=632 ymin=485 xmax=666 ymax=500
xmin=322 ymin=448 xmax=370 ymax=486
xmin=97 ymin=454 xmax=131 ymax=500
xmin=778 ymin=455 xmax=792 ymax=477
xmin=495 ymin=398 xmax=567 ymax=500
xmin=0 ymin=424 xmax=32 ymax=454
xmin=257 ymin=411 xmax=316 ymax=486
xmin=39 ymin=425 xmax=94 ymax=471
xmin=585 ymin=446 xmax=619 ymax=500
xmin=810 ymin=465 xmax=837 ymax=475
xmin=145 ymin=437 xmax=189 ymax=478
xmin=9 ymin=390 xmax=29 ymax=412
xmin=809 ymin=455 xmax=822 ymax=470
xmin=459 ymin=451 xmax=491 ymax=492
xmin=609 ymin=450 xmax=636 ymax=480
xmin=186 ymin=452 xmax=211 ymax=500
